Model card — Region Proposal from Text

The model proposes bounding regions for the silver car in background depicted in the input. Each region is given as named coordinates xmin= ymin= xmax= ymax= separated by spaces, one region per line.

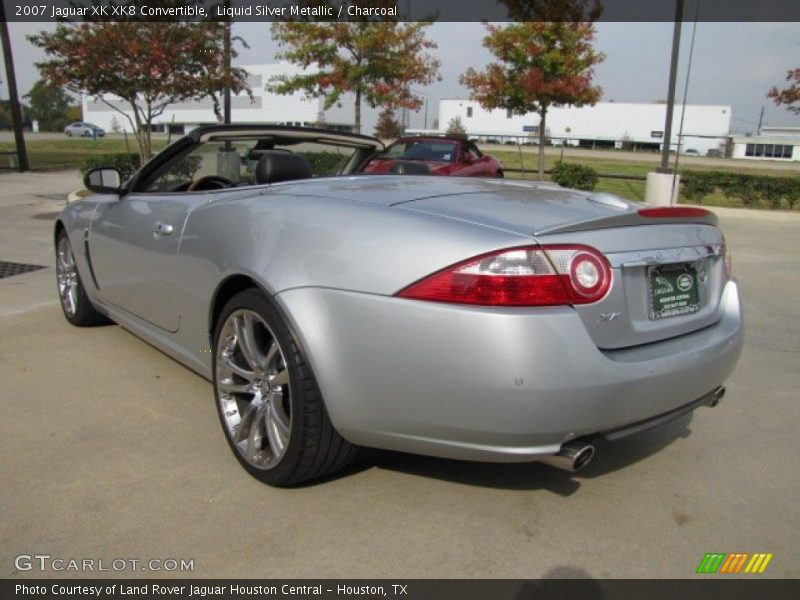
xmin=64 ymin=122 xmax=106 ymax=137
xmin=55 ymin=126 xmax=742 ymax=486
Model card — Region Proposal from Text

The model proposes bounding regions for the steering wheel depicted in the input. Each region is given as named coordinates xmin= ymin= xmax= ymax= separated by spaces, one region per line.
xmin=187 ymin=175 xmax=234 ymax=192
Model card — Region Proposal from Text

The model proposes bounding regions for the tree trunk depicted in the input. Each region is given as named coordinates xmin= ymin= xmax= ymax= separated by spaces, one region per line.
xmin=354 ymin=88 xmax=361 ymax=135
xmin=537 ymin=106 xmax=547 ymax=180
xmin=129 ymin=100 xmax=147 ymax=166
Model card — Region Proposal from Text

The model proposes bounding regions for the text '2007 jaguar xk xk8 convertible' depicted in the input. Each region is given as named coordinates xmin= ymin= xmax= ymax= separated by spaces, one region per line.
xmin=55 ymin=126 xmax=742 ymax=486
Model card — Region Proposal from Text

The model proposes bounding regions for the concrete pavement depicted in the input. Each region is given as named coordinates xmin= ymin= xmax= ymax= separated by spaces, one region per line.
xmin=1 ymin=170 xmax=798 ymax=579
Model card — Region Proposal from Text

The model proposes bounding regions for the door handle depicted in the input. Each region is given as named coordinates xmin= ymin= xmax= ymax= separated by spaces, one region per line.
xmin=152 ymin=222 xmax=174 ymax=236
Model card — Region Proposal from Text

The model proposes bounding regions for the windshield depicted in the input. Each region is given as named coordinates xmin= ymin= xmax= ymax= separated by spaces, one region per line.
xmin=382 ymin=140 xmax=458 ymax=162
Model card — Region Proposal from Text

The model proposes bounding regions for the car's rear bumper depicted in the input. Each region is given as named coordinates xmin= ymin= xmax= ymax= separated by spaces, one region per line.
xmin=277 ymin=280 xmax=743 ymax=462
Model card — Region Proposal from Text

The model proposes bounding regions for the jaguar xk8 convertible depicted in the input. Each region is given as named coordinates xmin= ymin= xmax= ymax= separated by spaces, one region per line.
xmin=55 ymin=126 xmax=742 ymax=486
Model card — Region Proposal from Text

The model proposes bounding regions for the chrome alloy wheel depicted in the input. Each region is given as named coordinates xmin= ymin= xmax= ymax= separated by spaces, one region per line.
xmin=215 ymin=309 xmax=292 ymax=469
xmin=56 ymin=234 xmax=79 ymax=317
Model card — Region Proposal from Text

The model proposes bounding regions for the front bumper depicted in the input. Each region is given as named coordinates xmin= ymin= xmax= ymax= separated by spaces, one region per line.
xmin=277 ymin=280 xmax=743 ymax=462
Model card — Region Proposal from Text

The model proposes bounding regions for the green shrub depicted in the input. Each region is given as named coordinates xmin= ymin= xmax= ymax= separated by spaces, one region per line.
xmin=79 ymin=153 xmax=141 ymax=182
xmin=298 ymin=151 xmax=350 ymax=176
xmin=681 ymin=170 xmax=800 ymax=210
xmin=550 ymin=161 xmax=598 ymax=190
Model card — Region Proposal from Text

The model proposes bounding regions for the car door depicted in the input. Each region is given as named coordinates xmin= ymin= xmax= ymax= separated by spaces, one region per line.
xmin=89 ymin=192 xmax=205 ymax=332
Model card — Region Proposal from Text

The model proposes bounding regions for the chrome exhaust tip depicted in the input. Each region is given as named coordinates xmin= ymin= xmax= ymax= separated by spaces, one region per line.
xmin=540 ymin=441 xmax=596 ymax=472
xmin=708 ymin=386 xmax=725 ymax=408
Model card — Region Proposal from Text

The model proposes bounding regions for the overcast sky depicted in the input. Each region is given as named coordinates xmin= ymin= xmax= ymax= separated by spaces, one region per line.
xmin=2 ymin=21 xmax=798 ymax=134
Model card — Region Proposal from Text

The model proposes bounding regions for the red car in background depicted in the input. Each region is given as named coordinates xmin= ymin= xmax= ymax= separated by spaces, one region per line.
xmin=363 ymin=136 xmax=504 ymax=177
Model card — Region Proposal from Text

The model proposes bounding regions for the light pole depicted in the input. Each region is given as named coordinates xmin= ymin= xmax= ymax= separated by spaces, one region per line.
xmin=0 ymin=3 xmax=29 ymax=172
xmin=659 ymin=0 xmax=684 ymax=173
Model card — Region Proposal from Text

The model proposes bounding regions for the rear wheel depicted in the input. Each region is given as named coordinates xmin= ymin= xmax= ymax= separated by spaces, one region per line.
xmin=213 ymin=289 xmax=356 ymax=486
xmin=496 ymin=170 xmax=504 ymax=178
xmin=55 ymin=231 xmax=108 ymax=326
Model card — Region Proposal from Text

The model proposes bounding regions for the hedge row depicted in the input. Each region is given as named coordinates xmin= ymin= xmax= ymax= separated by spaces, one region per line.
xmin=79 ymin=153 xmax=141 ymax=182
xmin=682 ymin=170 xmax=800 ymax=210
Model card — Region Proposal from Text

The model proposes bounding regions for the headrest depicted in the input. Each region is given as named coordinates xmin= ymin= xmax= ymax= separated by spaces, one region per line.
xmin=256 ymin=150 xmax=312 ymax=184
xmin=389 ymin=161 xmax=432 ymax=175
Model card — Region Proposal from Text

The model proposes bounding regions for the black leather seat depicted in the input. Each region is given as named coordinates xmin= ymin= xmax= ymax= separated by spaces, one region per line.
xmin=255 ymin=150 xmax=312 ymax=184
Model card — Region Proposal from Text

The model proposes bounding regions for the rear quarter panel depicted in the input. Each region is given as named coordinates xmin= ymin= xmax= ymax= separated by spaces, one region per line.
xmin=174 ymin=185 xmax=532 ymax=331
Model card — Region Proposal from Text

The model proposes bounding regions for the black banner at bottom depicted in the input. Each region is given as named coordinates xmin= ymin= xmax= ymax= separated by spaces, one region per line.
xmin=2 ymin=580 xmax=800 ymax=600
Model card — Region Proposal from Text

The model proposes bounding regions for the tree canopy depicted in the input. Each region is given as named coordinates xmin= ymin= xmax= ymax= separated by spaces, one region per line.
xmin=461 ymin=21 xmax=604 ymax=178
xmin=24 ymin=80 xmax=74 ymax=131
xmin=29 ymin=21 xmax=249 ymax=161
xmin=768 ymin=68 xmax=800 ymax=115
xmin=269 ymin=15 xmax=440 ymax=134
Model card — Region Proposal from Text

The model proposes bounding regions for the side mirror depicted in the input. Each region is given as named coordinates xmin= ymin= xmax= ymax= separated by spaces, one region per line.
xmin=461 ymin=154 xmax=473 ymax=164
xmin=84 ymin=167 xmax=123 ymax=194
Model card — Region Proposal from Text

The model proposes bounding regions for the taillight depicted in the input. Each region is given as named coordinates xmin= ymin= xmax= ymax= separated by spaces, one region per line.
xmin=396 ymin=245 xmax=612 ymax=307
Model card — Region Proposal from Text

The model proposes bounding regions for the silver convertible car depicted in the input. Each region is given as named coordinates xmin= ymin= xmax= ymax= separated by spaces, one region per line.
xmin=55 ymin=126 xmax=743 ymax=486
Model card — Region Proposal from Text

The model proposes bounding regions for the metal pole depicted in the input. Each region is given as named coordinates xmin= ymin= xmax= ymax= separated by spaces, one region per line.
xmin=757 ymin=106 xmax=764 ymax=135
xmin=223 ymin=7 xmax=232 ymax=125
xmin=424 ymin=96 xmax=428 ymax=130
xmin=0 ymin=6 xmax=30 ymax=172
xmin=658 ymin=0 xmax=684 ymax=173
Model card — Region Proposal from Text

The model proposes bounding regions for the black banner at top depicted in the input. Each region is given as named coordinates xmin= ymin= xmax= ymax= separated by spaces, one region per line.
xmin=3 ymin=0 xmax=800 ymax=23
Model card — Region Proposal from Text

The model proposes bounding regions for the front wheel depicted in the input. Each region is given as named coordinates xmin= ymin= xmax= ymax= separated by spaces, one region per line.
xmin=213 ymin=289 xmax=356 ymax=486
xmin=55 ymin=231 xmax=109 ymax=326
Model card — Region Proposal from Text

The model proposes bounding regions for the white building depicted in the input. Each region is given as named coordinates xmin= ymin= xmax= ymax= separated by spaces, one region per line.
xmin=430 ymin=100 xmax=732 ymax=155
xmin=731 ymin=126 xmax=800 ymax=161
xmin=81 ymin=63 xmax=351 ymax=135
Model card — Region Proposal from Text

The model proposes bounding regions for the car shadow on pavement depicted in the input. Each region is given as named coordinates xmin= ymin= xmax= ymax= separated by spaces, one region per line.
xmin=360 ymin=414 xmax=694 ymax=496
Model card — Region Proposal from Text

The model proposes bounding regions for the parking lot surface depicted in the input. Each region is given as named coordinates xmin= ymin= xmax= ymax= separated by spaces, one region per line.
xmin=1 ymin=170 xmax=798 ymax=579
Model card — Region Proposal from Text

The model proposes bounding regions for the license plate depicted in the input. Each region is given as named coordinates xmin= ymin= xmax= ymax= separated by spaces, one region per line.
xmin=648 ymin=264 xmax=700 ymax=320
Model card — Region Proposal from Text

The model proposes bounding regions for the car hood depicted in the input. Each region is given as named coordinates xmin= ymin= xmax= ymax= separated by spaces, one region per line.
xmin=276 ymin=175 xmax=654 ymax=236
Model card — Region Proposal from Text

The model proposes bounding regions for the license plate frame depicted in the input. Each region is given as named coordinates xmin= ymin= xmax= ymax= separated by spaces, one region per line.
xmin=648 ymin=263 xmax=700 ymax=320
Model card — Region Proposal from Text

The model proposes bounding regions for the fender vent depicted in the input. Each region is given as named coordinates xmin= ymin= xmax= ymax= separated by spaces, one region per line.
xmin=0 ymin=260 xmax=47 ymax=279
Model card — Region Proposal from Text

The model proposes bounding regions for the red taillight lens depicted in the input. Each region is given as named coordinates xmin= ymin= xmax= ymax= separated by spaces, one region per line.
xmin=396 ymin=245 xmax=612 ymax=307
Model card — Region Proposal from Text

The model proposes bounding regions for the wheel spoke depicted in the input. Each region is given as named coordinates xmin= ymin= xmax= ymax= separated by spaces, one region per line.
xmin=221 ymin=352 xmax=255 ymax=381
xmin=264 ymin=339 xmax=280 ymax=369
xmin=265 ymin=403 xmax=289 ymax=456
xmin=270 ymin=392 xmax=291 ymax=432
xmin=271 ymin=369 xmax=289 ymax=387
xmin=218 ymin=379 xmax=252 ymax=395
xmin=233 ymin=395 xmax=262 ymax=444
xmin=235 ymin=313 xmax=265 ymax=371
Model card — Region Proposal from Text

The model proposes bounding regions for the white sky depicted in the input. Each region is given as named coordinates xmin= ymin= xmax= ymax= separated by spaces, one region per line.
xmin=2 ymin=21 xmax=798 ymax=134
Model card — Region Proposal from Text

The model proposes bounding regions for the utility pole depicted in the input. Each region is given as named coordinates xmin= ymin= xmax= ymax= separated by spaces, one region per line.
xmin=223 ymin=8 xmax=232 ymax=125
xmin=658 ymin=0 xmax=684 ymax=173
xmin=757 ymin=106 xmax=764 ymax=135
xmin=0 ymin=4 xmax=30 ymax=172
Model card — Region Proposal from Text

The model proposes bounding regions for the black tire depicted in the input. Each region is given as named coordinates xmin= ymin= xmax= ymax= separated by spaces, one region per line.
xmin=55 ymin=230 xmax=110 ymax=327
xmin=496 ymin=170 xmax=505 ymax=178
xmin=213 ymin=289 xmax=356 ymax=486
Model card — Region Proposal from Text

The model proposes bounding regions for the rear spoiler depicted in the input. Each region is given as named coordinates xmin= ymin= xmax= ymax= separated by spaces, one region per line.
xmin=534 ymin=206 xmax=718 ymax=235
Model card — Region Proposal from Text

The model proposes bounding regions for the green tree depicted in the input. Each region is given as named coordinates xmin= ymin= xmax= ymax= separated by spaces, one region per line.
xmin=446 ymin=116 xmax=467 ymax=136
xmin=24 ymin=80 xmax=72 ymax=131
xmin=768 ymin=68 xmax=800 ymax=115
xmin=29 ymin=21 xmax=249 ymax=162
xmin=374 ymin=108 xmax=402 ymax=139
xmin=461 ymin=21 xmax=604 ymax=179
xmin=269 ymin=10 xmax=440 ymax=134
